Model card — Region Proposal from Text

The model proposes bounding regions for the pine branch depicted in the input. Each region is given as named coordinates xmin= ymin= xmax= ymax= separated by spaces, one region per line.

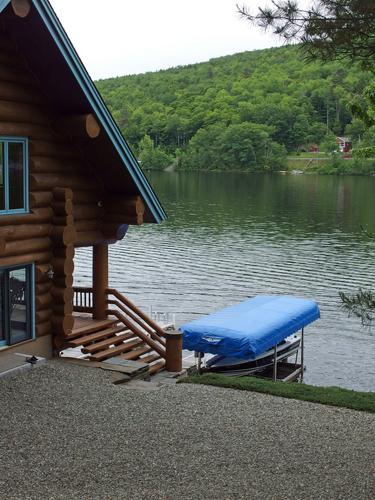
xmin=339 ymin=289 xmax=375 ymax=326
xmin=237 ymin=1 xmax=375 ymax=69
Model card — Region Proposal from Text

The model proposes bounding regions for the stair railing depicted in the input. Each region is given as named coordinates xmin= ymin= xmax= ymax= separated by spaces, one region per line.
xmin=107 ymin=288 xmax=167 ymax=341
xmin=106 ymin=288 xmax=167 ymax=358
xmin=72 ymin=286 xmax=182 ymax=370
xmin=106 ymin=289 xmax=182 ymax=371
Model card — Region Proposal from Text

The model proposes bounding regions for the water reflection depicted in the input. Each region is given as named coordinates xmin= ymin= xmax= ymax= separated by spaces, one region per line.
xmin=75 ymin=172 xmax=375 ymax=391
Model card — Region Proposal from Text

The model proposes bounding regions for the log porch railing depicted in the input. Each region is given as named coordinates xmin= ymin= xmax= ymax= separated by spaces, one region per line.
xmin=73 ymin=286 xmax=182 ymax=371
xmin=73 ymin=287 xmax=94 ymax=313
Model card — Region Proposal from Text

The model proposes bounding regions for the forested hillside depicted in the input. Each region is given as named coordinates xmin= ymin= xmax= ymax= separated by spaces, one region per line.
xmin=96 ymin=45 xmax=373 ymax=171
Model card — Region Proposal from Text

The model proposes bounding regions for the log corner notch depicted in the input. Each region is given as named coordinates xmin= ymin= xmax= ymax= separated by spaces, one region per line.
xmin=11 ymin=0 xmax=31 ymax=18
xmin=56 ymin=113 xmax=101 ymax=139
xmin=105 ymin=195 xmax=146 ymax=226
xmin=50 ymin=188 xmax=76 ymax=341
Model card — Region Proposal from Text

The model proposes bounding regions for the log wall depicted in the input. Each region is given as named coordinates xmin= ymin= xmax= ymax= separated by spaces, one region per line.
xmin=0 ymin=23 xmax=147 ymax=345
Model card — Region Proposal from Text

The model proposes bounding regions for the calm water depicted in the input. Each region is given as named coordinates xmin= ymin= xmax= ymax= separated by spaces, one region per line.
xmin=75 ymin=172 xmax=375 ymax=392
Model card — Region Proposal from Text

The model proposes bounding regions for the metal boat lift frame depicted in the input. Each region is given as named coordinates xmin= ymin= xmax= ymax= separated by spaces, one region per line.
xmin=197 ymin=327 xmax=305 ymax=383
xmin=271 ymin=327 xmax=304 ymax=382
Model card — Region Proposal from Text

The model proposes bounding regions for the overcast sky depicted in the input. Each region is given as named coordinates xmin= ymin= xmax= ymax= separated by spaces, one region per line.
xmin=49 ymin=0 xmax=281 ymax=80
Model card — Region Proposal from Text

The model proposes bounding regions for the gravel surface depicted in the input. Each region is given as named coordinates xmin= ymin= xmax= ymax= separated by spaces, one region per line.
xmin=0 ymin=361 xmax=374 ymax=500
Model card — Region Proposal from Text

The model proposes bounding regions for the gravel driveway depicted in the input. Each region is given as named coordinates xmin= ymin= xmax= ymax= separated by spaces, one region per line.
xmin=0 ymin=361 xmax=374 ymax=500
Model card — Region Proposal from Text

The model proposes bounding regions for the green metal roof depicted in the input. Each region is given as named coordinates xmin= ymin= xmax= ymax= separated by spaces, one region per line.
xmin=0 ymin=0 xmax=166 ymax=223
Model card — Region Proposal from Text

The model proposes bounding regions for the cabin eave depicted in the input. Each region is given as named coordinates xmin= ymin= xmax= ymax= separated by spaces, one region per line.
xmin=0 ymin=0 xmax=166 ymax=224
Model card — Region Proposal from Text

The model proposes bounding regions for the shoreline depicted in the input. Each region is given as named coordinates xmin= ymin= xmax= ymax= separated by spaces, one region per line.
xmin=141 ymin=157 xmax=375 ymax=176
xmin=142 ymin=166 xmax=375 ymax=176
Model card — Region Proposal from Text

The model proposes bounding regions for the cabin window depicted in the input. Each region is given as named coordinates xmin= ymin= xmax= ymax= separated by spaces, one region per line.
xmin=0 ymin=264 xmax=35 ymax=347
xmin=0 ymin=138 xmax=28 ymax=214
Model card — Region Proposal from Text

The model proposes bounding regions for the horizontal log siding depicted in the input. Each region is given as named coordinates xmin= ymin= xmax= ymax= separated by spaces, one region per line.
xmin=0 ymin=27 xmax=143 ymax=344
xmin=0 ymin=34 xmax=104 ymax=342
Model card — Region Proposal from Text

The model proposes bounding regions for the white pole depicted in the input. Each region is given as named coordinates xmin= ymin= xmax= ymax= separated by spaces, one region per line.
xmin=273 ymin=344 xmax=277 ymax=381
xmin=301 ymin=328 xmax=304 ymax=381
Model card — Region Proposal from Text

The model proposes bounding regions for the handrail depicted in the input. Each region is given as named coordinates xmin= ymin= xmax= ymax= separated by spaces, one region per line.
xmin=72 ymin=286 xmax=172 ymax=362
xmin=107 ymin=299 xmax=166 ymax=346
xmin=107 ymin=308 xmax=166 ymax=358
xmin=107 ymin=288 xmax=167 ymax=339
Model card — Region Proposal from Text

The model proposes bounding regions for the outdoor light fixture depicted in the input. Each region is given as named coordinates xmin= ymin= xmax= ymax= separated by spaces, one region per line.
xmin=46 ymin=266 xmax=54 ymax=280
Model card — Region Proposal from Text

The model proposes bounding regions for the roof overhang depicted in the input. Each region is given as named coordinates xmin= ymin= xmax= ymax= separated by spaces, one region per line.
xmin=0 ymin=0 xmax=166 ymax=223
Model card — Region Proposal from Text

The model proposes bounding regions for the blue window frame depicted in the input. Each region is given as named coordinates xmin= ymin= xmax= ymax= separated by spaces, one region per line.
xmin=0 ymin=137 xmax=29 ymax=215
xmin=0 ymin=263 xmax=35 ymax=348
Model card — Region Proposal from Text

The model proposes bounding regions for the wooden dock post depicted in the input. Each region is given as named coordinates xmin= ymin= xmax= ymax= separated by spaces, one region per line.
xmin=165 ymin=331 xmax=182 ymax=372
xmin=93 ymin=243 xmax=108 ymax=320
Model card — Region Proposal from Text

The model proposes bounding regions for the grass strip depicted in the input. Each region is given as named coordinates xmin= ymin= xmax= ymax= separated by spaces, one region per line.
xmin=178 ymin=373 xmax=375 ymax=413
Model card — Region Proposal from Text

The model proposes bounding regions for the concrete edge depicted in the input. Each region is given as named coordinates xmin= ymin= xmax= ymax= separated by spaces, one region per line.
xmin=0 ymin=355 xmax=47 ymax=380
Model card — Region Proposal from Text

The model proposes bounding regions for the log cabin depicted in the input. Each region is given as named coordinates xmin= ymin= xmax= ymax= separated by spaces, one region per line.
xmin=0 ymin=0 xmax=182 ymax=374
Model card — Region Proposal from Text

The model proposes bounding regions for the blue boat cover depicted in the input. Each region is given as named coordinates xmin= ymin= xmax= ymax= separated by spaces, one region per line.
xmin=180 ymin=295 xmax=320 ymax=359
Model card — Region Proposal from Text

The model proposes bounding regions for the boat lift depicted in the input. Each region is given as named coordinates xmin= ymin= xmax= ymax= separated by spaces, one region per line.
xmin=180 ymin=295 xmax=320 ymax=382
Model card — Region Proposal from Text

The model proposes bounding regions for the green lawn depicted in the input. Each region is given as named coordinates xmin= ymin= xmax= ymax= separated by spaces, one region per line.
xmin=178 ymin=373 xmax=375 ymax=413
xmin=288 ymin=152 xmax=329 ymax=158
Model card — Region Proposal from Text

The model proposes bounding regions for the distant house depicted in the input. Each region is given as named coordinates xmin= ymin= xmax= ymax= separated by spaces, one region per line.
xmin=0 ymin=0 xmax=180 ymax=374
xmin=336 ymin=137 xmax=352 ymax=153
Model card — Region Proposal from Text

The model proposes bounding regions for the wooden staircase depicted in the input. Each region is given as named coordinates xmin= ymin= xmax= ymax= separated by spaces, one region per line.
xmin=66 ymin=313 xmax=167 ymax=377
xmin=65 ymin=287 xmax=182 ymax=378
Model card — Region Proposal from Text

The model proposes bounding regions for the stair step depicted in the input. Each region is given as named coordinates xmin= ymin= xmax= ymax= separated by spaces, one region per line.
xmin=139 ymin=352 xmax=161 ymax=364
xmin=68 ymin=319 xmax=118 ymax=339
xmin=89 ymin=338 xmax=144 ymax=362
xmin=81 ymin=332 xmax=136 ymax=354
xmin=68 ymin=325 xmax=126 ymax=347
xmin=119 ymin=345 xmax=152 ymax=361
xmin=149 ymin=360 xmax=165 ymax=376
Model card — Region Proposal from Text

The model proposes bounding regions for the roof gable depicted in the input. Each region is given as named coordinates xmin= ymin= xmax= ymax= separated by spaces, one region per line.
xmin=0 ymin=0 xmax=166 ymax=223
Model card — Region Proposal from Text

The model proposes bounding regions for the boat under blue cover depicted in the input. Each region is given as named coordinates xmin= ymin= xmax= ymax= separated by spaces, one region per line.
xmin=180 ymin=295 xmax=320 ymax=359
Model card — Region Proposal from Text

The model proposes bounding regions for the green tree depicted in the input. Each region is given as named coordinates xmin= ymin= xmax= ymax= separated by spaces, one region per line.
xmin=319 ymin=133 xmax=337 ymax=154
xmin=181 ymin=123 xmax=286 ymax=171
xmin=345 ymin=119 xmax=366 ymax=144
xmin=138 ymin=135 xmax=173 ymax=171
xmin=179 ymin=125 xmax=223 ymax=170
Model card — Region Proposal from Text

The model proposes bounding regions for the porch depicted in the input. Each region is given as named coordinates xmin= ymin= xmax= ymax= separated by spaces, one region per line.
xmin=61 ymin=243 xmax=183 ymax=376
xmin=62 ymin=285 xmax=183 ymax=377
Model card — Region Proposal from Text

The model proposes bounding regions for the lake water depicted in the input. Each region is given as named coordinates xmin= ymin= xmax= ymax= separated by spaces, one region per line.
xmin=75 ymin=172 xmax=375 ymax=392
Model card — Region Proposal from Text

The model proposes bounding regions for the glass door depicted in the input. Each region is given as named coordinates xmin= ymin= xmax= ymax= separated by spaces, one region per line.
xmin=0 ymin=270 xmax=5 ymax=347
xmin=0 ymin=265 xmax=33 ymax=347
xmin=9 ymin=266 xmax=32 ymax=345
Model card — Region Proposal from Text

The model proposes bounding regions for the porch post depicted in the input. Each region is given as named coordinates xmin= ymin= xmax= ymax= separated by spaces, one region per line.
xmin=93 ymin=244 xmax=108 ymax=320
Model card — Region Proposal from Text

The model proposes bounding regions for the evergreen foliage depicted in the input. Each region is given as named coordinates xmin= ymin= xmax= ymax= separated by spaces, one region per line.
xmin=237 ymin=1 xmax=375 ymax=68
xmin=339 ymin=289 xmax=375 ymax=327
